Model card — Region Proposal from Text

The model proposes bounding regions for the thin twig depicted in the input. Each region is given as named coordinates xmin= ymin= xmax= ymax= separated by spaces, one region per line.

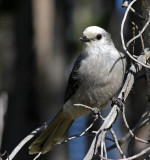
xmin=101 ymin=140 xmax=104 ymax=159
xmin=96 ymin=146 xmax=150 ymax=160
xmin=127 ymin=16 xmax=150 ymax=47
xmin=122 ymin=0 xmax=146 ymax=20
xmin=64 ymin=115 xmax=98 ymax=143
xmin=74 ymin=104 xmax=105 ymax=120
xmin=33 ymin=152 xmax=41 ymax=160
xmin=110 ymin=128 xmax=126 ymax=158
xmin=103 ymin=141 xmax=107 ymax=159
xmin=64 ymin=133 xmax=94 ymax=143
xmin=131 ymin=25 xmax=135 ymax=55
xmin=107 ymin=110 xmax=150 ymax=152
xmin=97 ymin=131 xmax=107 ymax=158
xmin=6 ymin=125 xmax=45 ymax=160
xmin=0 ymin=151 xmax=7 ymax=160
xmin=119 ymin=146 xmax=150 ymax=160
xmin=122 ymin=104 xmax=148 ymax=144
xmin=74 ymin=104 xmax=94 ymax=111
xmin=131 ymin=21 xmax=145 ymax=51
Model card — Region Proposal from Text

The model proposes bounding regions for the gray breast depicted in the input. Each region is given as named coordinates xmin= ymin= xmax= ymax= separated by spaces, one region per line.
xmin=73 ymin=51 xmax=126 ymax=108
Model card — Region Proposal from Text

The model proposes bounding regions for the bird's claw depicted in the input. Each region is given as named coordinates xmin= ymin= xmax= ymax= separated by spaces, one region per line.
xmin=111 ymin=97 xmax=125 ymax=111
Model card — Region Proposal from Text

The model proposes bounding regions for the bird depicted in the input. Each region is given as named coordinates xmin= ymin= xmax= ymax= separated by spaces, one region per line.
xmin=29 ymin=26 xmax=126 ymax=154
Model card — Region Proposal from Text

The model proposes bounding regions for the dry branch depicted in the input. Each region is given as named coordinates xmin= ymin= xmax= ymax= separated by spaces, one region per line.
xmin=119 ymin=146 xmax=150 ymax=160
xmin=83 ymin=50 xmax=150 ymax=160
xmin=110 ymin=128 xmax=126 ymax=158
xmin=107 ymin=108 xmax=150 ymax=152
xmin=5 ymin=125 xmax=45 ymax=160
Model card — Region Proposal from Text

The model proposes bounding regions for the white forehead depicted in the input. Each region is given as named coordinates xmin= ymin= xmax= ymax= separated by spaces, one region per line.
xmin=83 ymin=26 xmax=107 ymax=37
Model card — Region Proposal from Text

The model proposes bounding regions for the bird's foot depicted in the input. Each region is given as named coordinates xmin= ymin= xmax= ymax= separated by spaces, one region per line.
xmin=111 ymin=97 xmax=125 ymax=111
xmin=92 ymin=108 xmax=105 ymax=120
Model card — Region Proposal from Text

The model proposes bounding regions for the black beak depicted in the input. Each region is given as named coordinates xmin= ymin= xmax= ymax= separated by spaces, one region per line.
xmin=80 ymin=36 xmax=91 ymax=42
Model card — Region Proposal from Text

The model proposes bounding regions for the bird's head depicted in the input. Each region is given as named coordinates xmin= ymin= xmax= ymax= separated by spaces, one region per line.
xmin=80 ymin=26 xmax=112 ymax=46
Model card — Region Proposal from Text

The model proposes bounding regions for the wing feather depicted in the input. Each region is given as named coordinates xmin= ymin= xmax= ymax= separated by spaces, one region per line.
xmin=64 ymin=53 xmax=86 ymax=104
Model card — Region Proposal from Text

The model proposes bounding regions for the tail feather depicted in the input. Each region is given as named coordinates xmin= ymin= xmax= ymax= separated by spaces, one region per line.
xmin=29 ymin=110 xmax=74 ymax=154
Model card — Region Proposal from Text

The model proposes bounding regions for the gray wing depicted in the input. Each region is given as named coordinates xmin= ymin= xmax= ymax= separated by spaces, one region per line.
xmin=64 ymin=53 xmax=86 ymax=104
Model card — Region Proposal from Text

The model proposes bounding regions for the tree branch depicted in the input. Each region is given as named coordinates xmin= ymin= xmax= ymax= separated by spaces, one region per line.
xmin=5 ymin=125 xmax=45 ymax=160
xmin=83 ymin=50 xmax=150 ymax=160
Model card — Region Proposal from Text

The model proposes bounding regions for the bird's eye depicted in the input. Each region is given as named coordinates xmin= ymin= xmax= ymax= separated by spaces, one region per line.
xmin=96 ymin=34 xmax=102 ymax=40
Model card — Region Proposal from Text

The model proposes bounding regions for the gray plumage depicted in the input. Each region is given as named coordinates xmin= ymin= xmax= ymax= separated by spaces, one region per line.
xmin=29 ymin=26 xmax=126 ymax=154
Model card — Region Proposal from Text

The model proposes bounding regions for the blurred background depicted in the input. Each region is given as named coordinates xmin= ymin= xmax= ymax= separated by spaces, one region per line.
xmin=0 ymin=0 xmax=149 ymax=160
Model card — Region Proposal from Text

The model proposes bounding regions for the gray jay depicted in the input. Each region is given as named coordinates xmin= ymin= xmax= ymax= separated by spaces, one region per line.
xmin=29 ymin=26 xmax=126 ymax=154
